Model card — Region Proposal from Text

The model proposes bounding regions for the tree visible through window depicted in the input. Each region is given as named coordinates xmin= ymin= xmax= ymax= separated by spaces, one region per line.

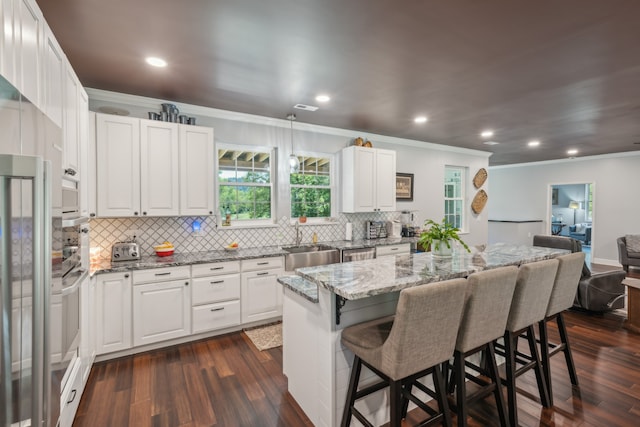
xmin=444 ymin=166 xmax=465 ymax=230
xmin=218 ymin=148 xmax=273 ymax=220
xmin=290 ymin=155 xmax=332 ymax=218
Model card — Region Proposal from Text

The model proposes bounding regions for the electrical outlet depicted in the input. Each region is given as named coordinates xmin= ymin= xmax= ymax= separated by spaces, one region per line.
xmin=125 ymin=229 xmax=141 ymax=240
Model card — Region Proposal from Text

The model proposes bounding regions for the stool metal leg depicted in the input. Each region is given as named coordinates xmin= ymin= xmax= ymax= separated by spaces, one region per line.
xmin=526 ymin=325 xmax=550 ymax=408
xmin=557 ymin=313 xmax=579 ymax=386
xmin=454 ymin=351 xmax=468 ymax=427
xmin=539 ymin=318 xmax=553 ymax=406
xmin=504 ymin=331 xmax=519 ymax=427
xmin=486 ymin=341 xmax=509 ymax=427
xmin=390 ymin=379 xmax=402 ymax=427
xmin=341 ymin=355 xmax=363 ymax=427
xmin=433 ymin=364 xmax=453 ymax=427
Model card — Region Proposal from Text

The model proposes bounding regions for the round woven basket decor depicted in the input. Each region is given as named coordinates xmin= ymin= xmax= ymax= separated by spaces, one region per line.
xmin=471 ymin=189 xmax=488 ymax=214
xmin=473 ymin=168 xmax=488 ymax=189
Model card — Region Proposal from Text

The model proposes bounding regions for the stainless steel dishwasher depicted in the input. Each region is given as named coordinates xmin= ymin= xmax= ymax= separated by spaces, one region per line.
xmin=341 ymin=247 xmax=376 ymax=262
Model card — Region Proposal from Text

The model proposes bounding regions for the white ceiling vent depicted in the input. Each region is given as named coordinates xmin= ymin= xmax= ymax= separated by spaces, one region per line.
xmin=293 ymin=103 xmax=319 ymax=111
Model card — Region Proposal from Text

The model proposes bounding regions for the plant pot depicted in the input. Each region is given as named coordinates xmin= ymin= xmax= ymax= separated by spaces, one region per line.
xmin=432 ymin=239 xmax=452 ymax=257
xmin=299 ymin=216 xmax=307 ymax=224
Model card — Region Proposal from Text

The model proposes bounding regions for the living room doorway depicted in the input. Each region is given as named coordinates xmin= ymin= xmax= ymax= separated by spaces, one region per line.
xmin=549 ymin=182 xmax=594 ymax=262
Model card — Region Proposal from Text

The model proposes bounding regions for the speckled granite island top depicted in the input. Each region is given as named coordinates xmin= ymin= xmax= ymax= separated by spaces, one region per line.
xmin=295 ymin=243 xmax=570 ymax=300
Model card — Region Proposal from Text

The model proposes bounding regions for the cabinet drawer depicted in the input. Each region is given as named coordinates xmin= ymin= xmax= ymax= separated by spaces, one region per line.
xmin=192 ymin=300 xmax=241 ymax=334
xmin=192 ymin=273 xmax=240 ymax=305
xmin=192 ymin=261 xmax=240 ymax=278
xmin=376 ymin=244 xmax=410 ymax=257
xmin=133 ymin=266 xmax=190 ymax=284
xmin=241 ymin=256 xmax=283 ymax=272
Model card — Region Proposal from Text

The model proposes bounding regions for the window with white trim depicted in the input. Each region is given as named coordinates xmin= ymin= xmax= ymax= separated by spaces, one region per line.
xmin=217 ymin=146 xmax=274 ymax=222
xmin=444 ymin=166 xmax=465 ymax=230
xmin=290 ymin=154 xmax=333 ymax=219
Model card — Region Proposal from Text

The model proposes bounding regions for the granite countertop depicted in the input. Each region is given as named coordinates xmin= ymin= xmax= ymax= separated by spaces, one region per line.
xmin=90 ymin=245 xmax=288 ymax=275
xmin=90 ymin=237 xmax=420 ymax=276
xmin=294 ymin=243 xmax=570 ymax=300
xmin=277 ymin=275 xmax=319 ymax=303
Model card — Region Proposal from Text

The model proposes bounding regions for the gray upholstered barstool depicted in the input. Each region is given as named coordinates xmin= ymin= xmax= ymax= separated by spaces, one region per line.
xmin=447 ymin=266 xmax=519 ymax=427
xmin=501 ymin=259 xmax=559 ymax=427
xmin=341 ymin=279 xmax=468 ymax=427
xmin=538 ymin=252 xmax=585 ymax=405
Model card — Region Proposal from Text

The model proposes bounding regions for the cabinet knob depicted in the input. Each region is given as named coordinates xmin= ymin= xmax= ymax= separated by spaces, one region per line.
xmin=143 ymin=212 xmax=147 ymax=216
xmin=134 ymin=212 xmax=139 ymax=216
xmin=90 ymin=213 xmax=96 ymax=217
xmin=124 ymin=274 xmax=129 ymax=278
xmin=64 ymin=168 xmax=77 ymax=176
xmin=209 ymin=211 xmax=213 ymax=215
xmin=185 ymin=281 xmax=189 ymax=286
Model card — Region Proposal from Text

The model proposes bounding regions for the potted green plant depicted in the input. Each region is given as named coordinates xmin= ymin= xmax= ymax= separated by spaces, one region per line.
xmin=418 ymin=218 xmax=470 ymax=256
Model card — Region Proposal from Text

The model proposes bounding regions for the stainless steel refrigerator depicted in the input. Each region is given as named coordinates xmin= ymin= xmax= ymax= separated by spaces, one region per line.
xmin=1 ymin=74 xmax=62 ymax=427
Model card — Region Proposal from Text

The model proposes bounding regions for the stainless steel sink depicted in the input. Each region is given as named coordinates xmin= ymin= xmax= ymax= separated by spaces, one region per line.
xmin=283 ymin=245 xmax=340 ymax=271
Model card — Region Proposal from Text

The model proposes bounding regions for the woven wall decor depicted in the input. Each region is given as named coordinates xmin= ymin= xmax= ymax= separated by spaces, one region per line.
xmin=473 ymin=168 xmax=488 ymax=189
xmin=471 ymin=189 xmax=488 ymax=214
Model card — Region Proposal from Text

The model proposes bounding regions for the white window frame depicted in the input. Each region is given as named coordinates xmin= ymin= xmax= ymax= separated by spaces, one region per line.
xmin=216 ymin=143 xmax=276 ymax=227
xmin=444 ymin=166 xmax=466 ymax=232
xmin=289 ymin=151 xmax=336 ymax=224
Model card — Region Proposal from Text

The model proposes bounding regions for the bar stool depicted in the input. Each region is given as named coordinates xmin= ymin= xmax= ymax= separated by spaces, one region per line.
xmin=538 ymin=252 xmax=585 ymax=405
xmin=341 ymin=279 xmax=468 ymax=427
xmin=446 ymin=266 xmax=519 ymax=427
xmin=500 ymin=259 xmax=559 ymax=427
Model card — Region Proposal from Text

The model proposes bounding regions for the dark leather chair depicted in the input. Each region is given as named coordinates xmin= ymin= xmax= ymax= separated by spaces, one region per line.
xmin=532 ymin=235 xmax=626 ymax=311
xmin=617 ymin=236 xmax=640 ymax=272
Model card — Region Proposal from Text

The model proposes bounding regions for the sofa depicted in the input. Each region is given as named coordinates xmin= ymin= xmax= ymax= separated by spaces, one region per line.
xmin=533 ymin=235 xmax=626 ymax=311
xmin=569 ymin=223 xmax=592 ymax=245
xmin=617 ymin=235 xmax=640 ymax=272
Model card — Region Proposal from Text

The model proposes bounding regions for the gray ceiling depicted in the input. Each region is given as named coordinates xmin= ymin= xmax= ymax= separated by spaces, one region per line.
xmin=38 ymin=0 xmax=640 ymax=165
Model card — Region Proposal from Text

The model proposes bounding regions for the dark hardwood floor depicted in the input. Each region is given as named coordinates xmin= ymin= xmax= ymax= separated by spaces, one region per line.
xmin=75 ymin=268 xmax=640 ymax=427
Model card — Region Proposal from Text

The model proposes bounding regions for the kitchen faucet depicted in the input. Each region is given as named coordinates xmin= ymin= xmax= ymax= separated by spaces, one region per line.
xmin=295 ymin=222 xmax=303 ymax=246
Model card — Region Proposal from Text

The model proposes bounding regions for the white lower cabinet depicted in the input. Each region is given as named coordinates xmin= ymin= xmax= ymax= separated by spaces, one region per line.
xmin=191 ymin=261 xmax=241 ymax=334
xmin=59 ymin=358 xmax=82 ymax=427
xmin=241 ymin=257 xmax=284 ymax=324
xmin=95 ymin=271 xmax=132 ymax=355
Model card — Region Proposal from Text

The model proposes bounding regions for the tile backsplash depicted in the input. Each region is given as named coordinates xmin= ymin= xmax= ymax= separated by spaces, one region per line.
xmin=90 ymin=212 xmax=409 ymax=259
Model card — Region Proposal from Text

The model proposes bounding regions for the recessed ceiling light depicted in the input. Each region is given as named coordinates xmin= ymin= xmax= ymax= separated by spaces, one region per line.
xmin=293 ymin=103 xmax=319 ymax=111
xmin=414 ymin=116 xmax=428 ymax=124
xmin=567 ymin=149 xmax=578 ymax=155
xmin=528 ymin=140 xmax=540 ymax=147
xmin=480 ymin=130 xmax=494 ymax=139
xmin=483 ymin=141 xmax=499 ymax=146
xmin=145 ymin=57 xmax=167 ymax=67
xmin=315 ymin=94 xmax=330 ymax=103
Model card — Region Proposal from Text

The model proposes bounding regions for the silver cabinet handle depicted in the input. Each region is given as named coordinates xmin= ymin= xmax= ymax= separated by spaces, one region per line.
xmin=390 ymin=247 xmax=399 ymax=251
xmin=257 ymin=272 xmax=269 ymax=276
xmin=64 ymin=167 xmax=77 ymax=176
xmin=257 ymin=262 xmax=269 ymax=265
xmin=67 ymin=389 xmax=77 ymax=404
xmin=155 ymin=272 xmax=171 ymax=276
xmin=211 ymin=280 xmax=224 ymax=284
xmin=210 ymin=266 xmax=224 ymax=270
xmin=210 ymin=307 xmax=225 ymax=312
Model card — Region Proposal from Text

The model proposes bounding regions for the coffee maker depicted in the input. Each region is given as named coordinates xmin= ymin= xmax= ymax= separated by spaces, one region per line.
xmin=400 ymin=211 xmax=417 ymax=237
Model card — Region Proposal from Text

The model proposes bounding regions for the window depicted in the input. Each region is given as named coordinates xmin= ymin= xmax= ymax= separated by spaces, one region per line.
xmin=444 ymin=166 xmax=465 ymax=230
xmin=290 ymin=155 xmax=333 ymax=219
xmin=218 ymin=147 xmax=274 ymax=222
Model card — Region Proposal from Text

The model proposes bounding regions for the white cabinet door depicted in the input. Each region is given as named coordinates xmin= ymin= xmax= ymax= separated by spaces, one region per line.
xmin=375 ymin=148 xmax=397 ymax=212
xmin=179 ymin=125 xmax=214 ymax=216
xmin=16 ymin=0 xmax=42 ymax=107
xmin=79 ymin=275 xmax=94 ymax=383
xmin=140 ymin=120 xmax=179 ymax=216
xmin=1 ymin=0 xmax=17 ymax=85
xmin=342 ymin=146 xmax=396 ymax=212
xmin=62 ymin=65 xmax=80 ymax=178
xmin=241 ymin=267 xmax=284 ymax=324
xmin=42 ymin=23 xmax=63 ymax=127
xmin=96 ymin=114 xmax=140 ymax=217
xmin=78 ymin=89 xmax=90 ymax=217
xmin=133 ymin=278 xmax=191 ymax=347
xmin=95 ymin=272 xmax=132 ymax=355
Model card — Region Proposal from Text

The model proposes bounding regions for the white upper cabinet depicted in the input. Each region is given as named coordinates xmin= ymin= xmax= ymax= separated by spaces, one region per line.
xmin=42 ymin=22 xmax=63 ymax=127
xmin=96 ymin=114 xmax=141 ymax=217
xmin=179 ymin=125 xmax=214 ymax=216
xmin=342 ymin=146 xmax=397 ymax=212
xmin=78 ymin=91 xmax=91 ymax=217
xmin=0 ymin=0 xmax=17 ymax=85
xmin=62 ymin=65 xmax=80 ymax=178
xmin=140 ymin=120 xmax=180 ymax=216
xmin=16 ymin=0 xmax=42 ymax=107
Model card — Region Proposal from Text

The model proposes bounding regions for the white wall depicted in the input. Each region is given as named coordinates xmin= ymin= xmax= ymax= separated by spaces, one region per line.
xmin=88 ymin=90 xmax=491 ymax=248
xmin=488 ymin=153 xmax=640 ymax=264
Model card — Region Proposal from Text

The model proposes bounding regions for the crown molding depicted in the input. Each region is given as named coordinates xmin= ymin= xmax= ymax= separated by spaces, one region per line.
xmin=489 ymin=150 xmax=640 ymax=170
xmin=86 ymin=88 xmax=492 ymax=158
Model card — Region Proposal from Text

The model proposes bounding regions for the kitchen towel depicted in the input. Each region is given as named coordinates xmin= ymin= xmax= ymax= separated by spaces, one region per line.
xmin=345 ymin=222 xmax=353 ymax=241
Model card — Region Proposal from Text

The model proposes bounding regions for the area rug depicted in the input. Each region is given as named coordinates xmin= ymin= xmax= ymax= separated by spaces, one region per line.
xmin=243 ymin=322 xmax=282 ymax=351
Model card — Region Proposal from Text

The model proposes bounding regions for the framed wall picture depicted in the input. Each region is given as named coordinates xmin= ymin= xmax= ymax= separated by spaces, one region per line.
xmin=396 ymin=173 xmax=414 ymax=201
xmin=552 ymin=188 xmax=559 ymax=205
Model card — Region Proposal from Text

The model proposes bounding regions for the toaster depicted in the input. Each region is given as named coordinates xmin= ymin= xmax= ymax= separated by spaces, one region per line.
xmin=111 ymin=242 xmax=141 ymax=262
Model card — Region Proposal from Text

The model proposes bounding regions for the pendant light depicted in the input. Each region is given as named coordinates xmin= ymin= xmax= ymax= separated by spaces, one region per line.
xmin=287 ymin=113 xmax=300 ymax=173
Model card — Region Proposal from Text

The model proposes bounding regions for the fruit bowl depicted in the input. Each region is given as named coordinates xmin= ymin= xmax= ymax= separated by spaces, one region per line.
xmin=155 ymin=247 xmax=175 ymax=257
xmin=224 ymin=246 xmax=238 ymax=252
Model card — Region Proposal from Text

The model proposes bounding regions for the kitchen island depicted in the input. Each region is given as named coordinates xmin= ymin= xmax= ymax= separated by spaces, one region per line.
xmin=279 ymin=243 xmax=568 ymax=427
